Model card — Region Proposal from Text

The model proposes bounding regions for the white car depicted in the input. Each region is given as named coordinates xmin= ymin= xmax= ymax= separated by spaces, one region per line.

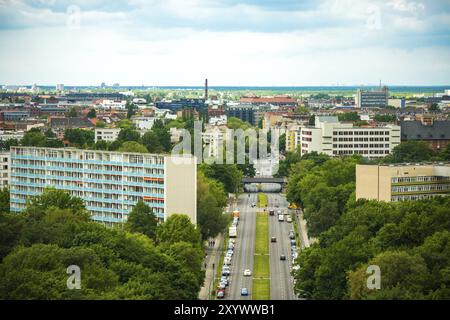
xmin=243 ymin=269 xmax=252 ymax=276
xmin=278 ymin=214 xmax=284 ymax=222
xmin=286 ymin=216 xmax=292 ymax=223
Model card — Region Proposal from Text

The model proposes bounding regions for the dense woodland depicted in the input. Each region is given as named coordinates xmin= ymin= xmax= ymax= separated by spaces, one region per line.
xmin=281 ymin=143 xmax=450 ymax=300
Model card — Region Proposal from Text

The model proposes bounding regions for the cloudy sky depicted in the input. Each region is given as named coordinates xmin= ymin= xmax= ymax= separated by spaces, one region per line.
xmin=0 ymin=0 xmax=449 ymax=86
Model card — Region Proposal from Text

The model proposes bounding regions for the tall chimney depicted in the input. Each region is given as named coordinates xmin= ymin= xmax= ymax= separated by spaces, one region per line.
xmin=205 ymin=78 xmax=208 ymax=101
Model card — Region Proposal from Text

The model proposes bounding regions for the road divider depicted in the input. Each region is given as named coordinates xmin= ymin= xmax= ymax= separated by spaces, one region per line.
xmin=252 ymin=210 xmax=270 ymax=300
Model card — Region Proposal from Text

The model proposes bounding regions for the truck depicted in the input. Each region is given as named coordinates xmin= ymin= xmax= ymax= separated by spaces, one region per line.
xmin=229 ymin=226 xmax=237 ymax=238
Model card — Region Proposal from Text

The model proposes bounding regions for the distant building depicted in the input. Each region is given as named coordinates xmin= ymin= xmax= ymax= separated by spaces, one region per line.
xmin=50 ymin=117 xmax=95 ymax=130
xmin=388 ymin=98 xmax=406 ymax=109
xmin=356 ymin=87 xmax=389 ymax=108
xmin=95 ymin=128 xmax=121 ymax=143
xmin=10 ymin=147 xmax=197 ymax=227
xmin=239 ymin=94 xmax=297 ymax=107
xmin=133 ymin=117 xmax=155 ymax=130
xmin=156 ymin=99 xmax=206 ymax=112
xmin=0 ymin=152 xmax=10 ymax=187
xmin=56 ymin=84 xmax=64 ymax=91
xmin=356 ymin=163 xmax=450 ymax=202
xmin=0 ymin=110 xmax=30 ymax=122
xmin=226 ymin=105 xmax=256 ymax=126
xmin=299 ymin=116 xmax=400 ymax=159
xmin=285 ymin=124 xmax=302 ymax=152
xmin=400 ymin=118 xmax=450 ymax=151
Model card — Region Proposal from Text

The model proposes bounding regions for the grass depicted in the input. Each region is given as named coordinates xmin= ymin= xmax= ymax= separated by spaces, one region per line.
xmin=253 ymin=254 xmax=270 ymax=278
xmin=252 ymin=208 xmax=270 ymax=299
xmin=252 ymin=279 xmax=270 ymax=300
xmin=255 ymin=212 xmax=269 ymax=255
xmin=257 ymin=193 xmax=268 ymax=208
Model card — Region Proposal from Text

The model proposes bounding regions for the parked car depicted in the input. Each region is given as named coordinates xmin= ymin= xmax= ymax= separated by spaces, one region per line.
xmin=220 ymin=276 xmax=229 ymax=286
xmin=217 ymin=282 xmax=226 ymax=290
xmin=224 ymin=257 xmax=232 ymax=265
xmin=217 ymin=290 xmax=225 ymax=299
xmin=286 ymin=216 xmax=292 ymax=223
xmin=241 ymin=288 xmax=249 ymax=296
xmin=244 ymin=269 xmax=252 ymax=276
xmin=280 ymin=254 xmax=286 ymax=261
xmin=290 ymin=239 xmax=296 ymax=246
xmin=271 ymin=237 xmax=277 ymax=243
xmin=289 ymin=232 xmax=295 ymax=240
xmin=269 ymin=210 xmax=275 ymax=216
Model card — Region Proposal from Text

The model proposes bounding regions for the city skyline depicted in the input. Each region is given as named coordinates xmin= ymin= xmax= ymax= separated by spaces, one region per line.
xmin=0 ymin=0 xmax=450 ymax=86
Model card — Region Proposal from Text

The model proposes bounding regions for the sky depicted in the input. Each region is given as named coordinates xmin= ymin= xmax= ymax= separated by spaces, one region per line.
xmin=0 ymin=0 xmax=449 ymax=86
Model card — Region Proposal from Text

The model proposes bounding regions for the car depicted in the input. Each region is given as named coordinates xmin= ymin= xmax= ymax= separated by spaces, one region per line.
xmin=227 ymin=249 xmax=234 ymax=256
xmin=224 ymin=257 xmax=232 ymax=265
xmin=290 ymin=239 xmax=296 ymax=246
xmin=289 ymin=233 xmax=295 ymax=240
xmin=220 ymin=276 xmax=229 ymax=286
xmin=269 ymin=210 xmax=275 ymax=216
xmin=277 ymin=210 xmax=282 ymax=215
xmin=229 ymin=239 xmax=236 ymax=245
xmin=271 ymin=237 xmax=277 ymax=243
xmin=243 ymin=269 xmax=252 ymax=276
xmin=241 ymin=288 xmax=249 ymax=296
xmin=222 ymin=267 xmax=230 ymax=276
xmin=251 ymin=202 xmax=256 ymax=207
xmin=278 ymin=214 xmax=284 ymax=222
xmin=280 ymin=254 xmax=286 ymax=261
xmin=286 ymin=216 xmax=292 ymax=223
xmin=217 ymin=282 xmax=226 ymax=290
xmin=217 ymin=290 xmax=225 ymax=299
xmin=291 ymin=246 xmax=297 ymax=252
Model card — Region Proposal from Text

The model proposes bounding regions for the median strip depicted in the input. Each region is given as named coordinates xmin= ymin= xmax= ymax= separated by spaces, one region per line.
xmin=252 ymin=210 xmax=270 ymax=300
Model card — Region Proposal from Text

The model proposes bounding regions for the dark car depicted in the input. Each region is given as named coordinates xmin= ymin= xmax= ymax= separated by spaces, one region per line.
xmin=280 ymin=254 xmax=286 ymax=261
xmin=269 ymin=210 xmax=275 ymax=216
xmin=271 ymin=237 xmax=277 ymax=243
xmin=290 ymin=239 xmax=296 ymax=246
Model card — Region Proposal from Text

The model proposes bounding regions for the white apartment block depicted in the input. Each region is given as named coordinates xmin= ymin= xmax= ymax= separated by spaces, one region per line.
xmin=0 ymin=152 xmax=10 ymax=187
xmin=299 ymin=116 xmax=400 ymax=159
xmin=9 ymin=147 xmax=197 ymax=227
xmin=95 ymin=128 xmax=121 ymax=143
xmin=133 ymin=117 xmax=155 ymax=130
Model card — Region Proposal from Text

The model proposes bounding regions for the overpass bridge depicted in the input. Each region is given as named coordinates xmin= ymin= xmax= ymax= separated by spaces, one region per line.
xmin=242 ymin=177 xmax=287 ymax=185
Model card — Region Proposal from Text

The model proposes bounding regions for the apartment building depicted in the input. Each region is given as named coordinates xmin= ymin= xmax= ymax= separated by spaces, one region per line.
xmin=299 ymin=116 xmax=400 ymax=159
xmin=0 ymin=152 xmax=10 ymax=187
xmin=9 ymin=147 xmax=197 ymax=226
xmin=94 ymin=128 xmax=121 ymax=143
xmin=285 ymin=124 xmax=301 ymax=152
xmin=356 ymin=163 xmax=450 ymax=202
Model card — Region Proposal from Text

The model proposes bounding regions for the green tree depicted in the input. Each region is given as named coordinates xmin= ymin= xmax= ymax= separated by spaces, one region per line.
xmin=0 ymin=187 xmax=10 ymax=213
xmin=87 ymin=109 xmax=97 ymax=119
xmin=68 ymin=107 xmax=78 ymax=118
xmin=348 ymin=251 xmax=428 ymax=299
xmin=0 ymin=138 xmax=19 ymax=151
xmin=197 ymin=172 xmax=228 ymax=240
xmin=384 ymin=141 xmax=435 ymax=163
xmin=200 ymin=163 xmax=243 ymax=194
xmin=156 ymin=214 xmax=202 ymax=248
xmin=64 ymin=129 xmax=95 ymax=147
xmin=142 ymin=130 xmax=163 ymax=153
xmin=338 ymin=112 xmax=360 ymax=122
xmin=118 ymin=141 xmax=148 ymax=153
xmin=95 ymin=120 xmax=107 ymax=128
xmin=21 ymin=130 xmax=46 ymax=147
xmin=118 ymin=128 xmax=141 ymax=143
xmin=125 ymin=200 xmax=157 ymax=240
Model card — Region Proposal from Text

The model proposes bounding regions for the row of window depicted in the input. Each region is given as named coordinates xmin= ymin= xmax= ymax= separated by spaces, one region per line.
xmin=392 ymin=184 xmax=450 ymax=193
xmin=333 ymin=137 xmax=389 ymax=142
xmin=333 ymin=144 xmax=390 ymax=149
xmin=392 ymin=176 xmax=450 ymax=183
xmin=334 ymin=131 xmax=390 ymax=136
xmin=333 ymin=150 xmax=389 ymax=155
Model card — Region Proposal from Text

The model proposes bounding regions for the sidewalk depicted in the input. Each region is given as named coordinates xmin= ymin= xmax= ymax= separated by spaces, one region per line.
xmin=295 ymin=210 xmax=314 ymax=249
xmin=198 ymin=233 xmax=224 ymax=300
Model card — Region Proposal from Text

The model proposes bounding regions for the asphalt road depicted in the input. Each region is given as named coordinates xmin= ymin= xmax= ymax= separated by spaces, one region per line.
xmin=225 ymin=193 xmax=257 ymax=300
xmin=268 ymin=193 xmax=297 ymax=300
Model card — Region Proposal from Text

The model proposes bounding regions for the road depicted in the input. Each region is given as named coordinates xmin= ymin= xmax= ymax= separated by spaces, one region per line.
xmin=267 ymin=193 xmax=297 ymax=300
xmin=225 ymin=193 xmax=257 ymax=300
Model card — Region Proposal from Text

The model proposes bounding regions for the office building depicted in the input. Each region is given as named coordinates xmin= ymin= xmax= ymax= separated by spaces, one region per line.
xmin=9 ymin=147 xmax=197 ymax=226
xmin=356 ymin=163 xmax=450 ymax=202
xmin=299 ymin=116 xmax=400 ymax=159
xmin=226 ymin=105 xmax=256 ymax=126
xmin=95 ymin=128 xmax=121 ymax=143
xmin=0 ymin=152 xmax=10 ymax=187
xmin=56 ymin=84 xmax=64 ymax=91
xmin=356 ymin=87 xmax=389 ymax=108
